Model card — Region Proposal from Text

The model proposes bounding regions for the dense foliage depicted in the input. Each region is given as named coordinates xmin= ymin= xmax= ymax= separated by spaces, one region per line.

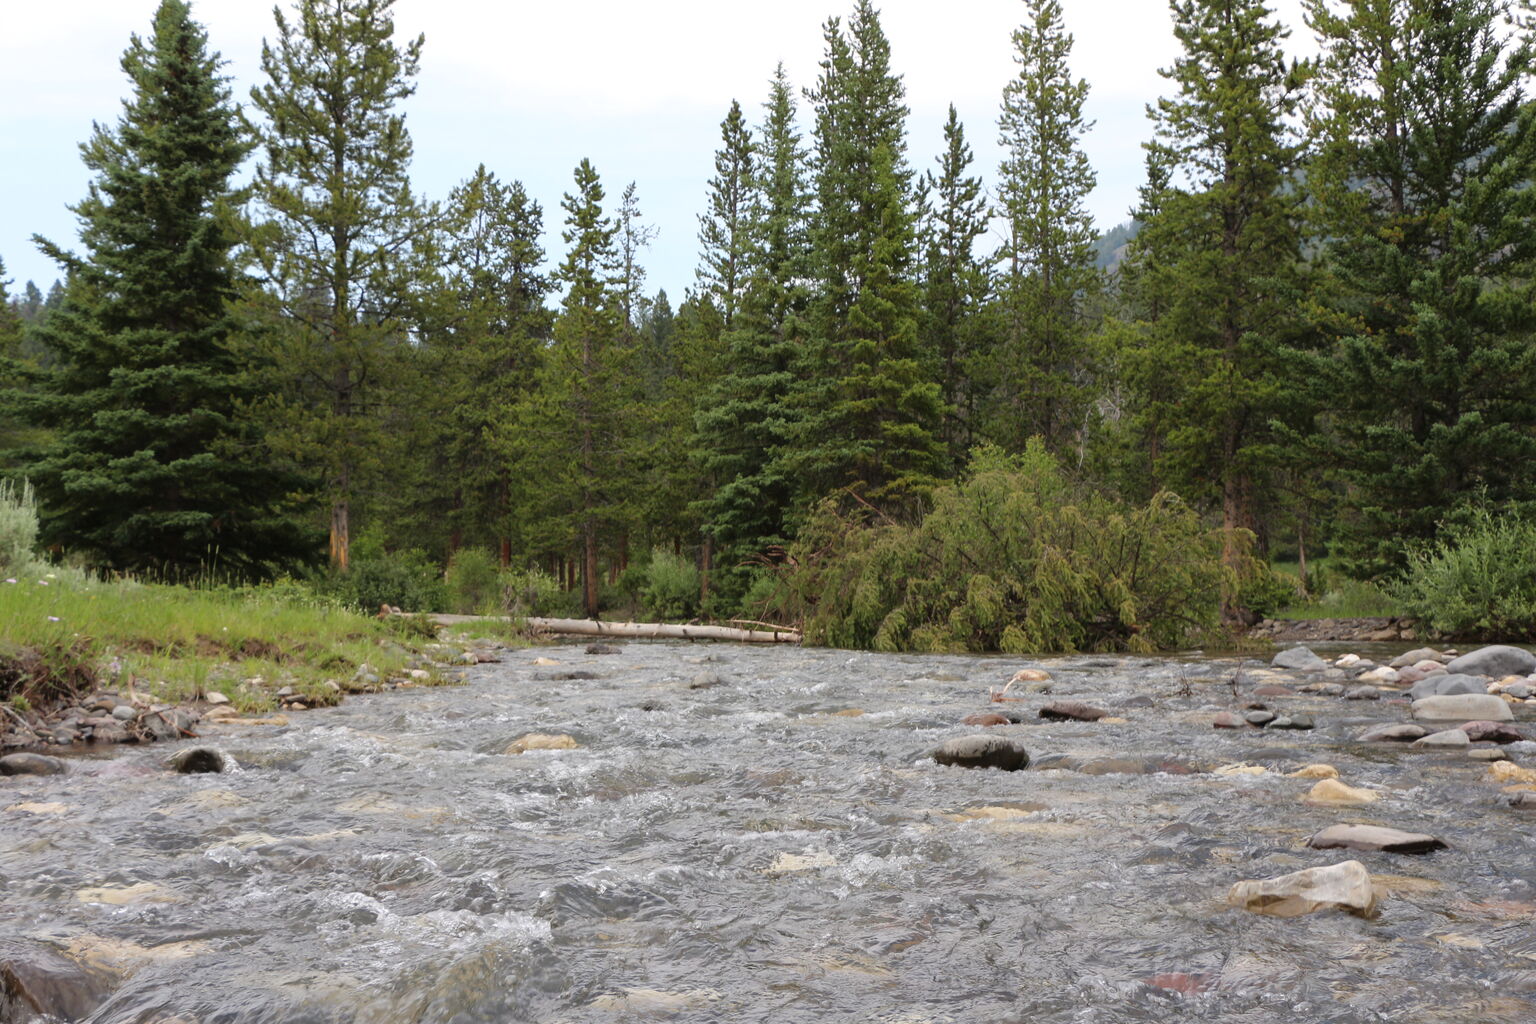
xmin=5 ymin=0 xmax=1536 ymax=650
xmin=787 ymin=445 xmax=1234 ymax=653
xmin=1392 ymin=509 xmax=1536 ymax=640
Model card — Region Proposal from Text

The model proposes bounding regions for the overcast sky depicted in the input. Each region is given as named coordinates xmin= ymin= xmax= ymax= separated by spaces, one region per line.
xmin=0 ymin=0 xmax=1314 ymax=303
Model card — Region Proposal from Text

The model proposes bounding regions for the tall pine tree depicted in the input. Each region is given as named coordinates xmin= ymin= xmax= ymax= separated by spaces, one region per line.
xmin=246 ymin=0 xmax=430 ymax=571
xmin=989 ymin=0 xmax=1100 ymax=455
xmin=1133 ymin=0 xmax=1309 ymax=615
xmin=19 ymin=0 xmax=310 ymax=576
xmin=790 ymin=0 xmax=943 ymax=510
xmin=1301 ymin=0 xmax=1536 ymax=575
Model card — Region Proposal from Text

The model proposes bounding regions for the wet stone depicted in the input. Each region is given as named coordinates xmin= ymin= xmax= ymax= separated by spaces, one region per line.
xmin=1228 ymin=859 xmax=1377 ymax=918
xmin=1445 ymin=644 xmax=1536 ymax=679
xmin=1413 ymin=694 xmax=1513 ymax=722
xmin=1355 ymin=723 xmax=1427 ymax=743
xmin=585 ymin=644 xmax=622 ymax=655
xmin=1501 ymin=791 xmax=1536 ymax=809
xmin=962 ymin=712 xmax=1020 ymax=727
xmin=1345 ymin=686 xmax=1381 ymax=701
xmin=0 ymin=753 xmax=67 ymax=776
xmin=1253 ymin=684 xmax=1296 ymax=697
xmin=1266 ymin=715 xmax=1314 ymax=730
xmin=1413 ymin=728 xmax=1470 ymax=748
xmin=931 ymin=735 xmax=1030 ymax=772
xmin=1307 ymin=824 xmax=1447 ymax=854
xmin=1468 ymin=748 xmax=1509 ymax=762
xmin=687 ymin=673 xmax=724 ymax=690
xmin=1462 ymin=721 xmax=1526 ymax=744
xmin=0 ymin=940 xmax=113 ymax=1022
xmin=1391 ymin=647 xmax=1448 ymax=669
xmin=1304 ymin=683 xmax=1346 ymax=697
xmin=1212 ymin=712 xmax=1243 ymax=729
xmin=1408 ymin=674 xmax=1489 ymax=700
xmin=1038 ymin=701 xmax=1107 ymax=722
xmin=1272 ymin=646 xmax=1328 ymax=672
xmin=1244 ymin=710 xmax=1276 ymax=727
xmin=168 ymin=747 xmax=229 ymax=774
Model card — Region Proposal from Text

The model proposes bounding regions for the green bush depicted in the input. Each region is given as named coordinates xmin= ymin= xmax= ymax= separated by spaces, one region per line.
xmin=445 ymin=547 xmax=501 ymax=614
xmin=1239 ymin=564 xmax=1302 ymax=619
xmin=641 ymin=548 xmax=700 ymax=622
xmin=313 ymin=548 xmax=446 ymax=614
xmin=0 ymin=478 xmax=42 ymax=576
xmin=499 ymin=567 xmax=571 ymax=617
xmin=1391 ymin=509 xmax=1536 ymax=639
xmin=786 ymin=443 xmax=1239 ymax=654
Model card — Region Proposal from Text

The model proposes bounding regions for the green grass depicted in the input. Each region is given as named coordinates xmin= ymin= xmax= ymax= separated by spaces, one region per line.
xmin=1269 ymin=561 xmax=1403 ymax=619
xmin=0 ymin=572 xmax=445 ymax=711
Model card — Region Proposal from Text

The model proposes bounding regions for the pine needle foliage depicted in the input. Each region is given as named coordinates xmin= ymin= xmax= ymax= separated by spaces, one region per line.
xmin=787 ymin=443 xmax=1234 ymax=653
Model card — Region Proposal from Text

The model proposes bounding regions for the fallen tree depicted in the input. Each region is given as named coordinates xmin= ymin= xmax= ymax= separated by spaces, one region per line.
xmin=524 ymin=618 xmax=801 ymax=644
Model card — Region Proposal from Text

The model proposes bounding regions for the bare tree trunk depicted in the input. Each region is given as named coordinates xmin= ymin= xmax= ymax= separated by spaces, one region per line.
xmin=582 ymin=520 xmax=599 ymax=619
xmin=329 ymin=495 xmax=350 ymax=572
xmin=700 ymin=534 xmax=713 ymax=606
xmin=524 ymin=617 xmax=799 ymax=643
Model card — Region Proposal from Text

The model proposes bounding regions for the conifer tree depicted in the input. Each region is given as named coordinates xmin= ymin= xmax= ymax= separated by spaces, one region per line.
xmin=1301 ymin=0 xmax=1536 ymax=575
xmin=17 ymin=0 xmax=311 ymax=576
xmin=246 ymin=0 xmax=430 ymax=571
xmin=518 ymin=160 xmax=630 ymax=617
xmin=1133 ymin=0 xmax=1309 ymax=615
xmin=696 ymin=100 xmax=757 ymax=328
xmin=989 ymin=0 xmax=1100 ymax=454
xmin=693 ymin=67 xmax=810 ymax=597
xmin=791 ymin=0 xmax=943 ymax=510
xmin=917 ymin=106 xmax=992 ymax=465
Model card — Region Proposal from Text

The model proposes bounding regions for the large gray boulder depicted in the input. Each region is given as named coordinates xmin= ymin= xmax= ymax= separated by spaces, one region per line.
xmin=0 ymin=752 xmax=67 ymax=776
xmin=1407 ymin=674 xmax=1489 ymax=700
xmin=1444 ymin=645 xmax=1536 ymax=679
xmin=931 ymin=735 xmax=1030 ymax=771
xmin=1272 ymin=646 xmax=1328 ymax=672
xmin=1411 ymin=694 xmax=1513 ymax=722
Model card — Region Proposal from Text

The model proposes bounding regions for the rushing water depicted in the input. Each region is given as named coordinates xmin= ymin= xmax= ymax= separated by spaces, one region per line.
xmin=3 ymin=641 xmax=1535 ymax=1023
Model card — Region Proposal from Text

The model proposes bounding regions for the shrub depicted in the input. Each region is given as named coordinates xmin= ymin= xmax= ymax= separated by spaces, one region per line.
xmin=1391 ymin=509 xmax=1536 ymax=639
xmin=641 ymin=548 xmax=701 ymax=622
xmin=0 ymin=478 xmax=41 ymax=576
xmin=445 ymin=547 xmax=501 ymax=614
xmin=314 ymin=548 xmax=446 ymax=614
xmin=786 ymin=443 xmax=1238 ymax=654
xmin=500 ymin=567 xmax=570 ymax=618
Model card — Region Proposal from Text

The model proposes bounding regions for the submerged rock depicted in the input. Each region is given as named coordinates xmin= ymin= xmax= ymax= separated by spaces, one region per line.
xmin=1412 ymin=694 xmax=1513 ymax=722
xmin=167 ymin=747 xmax=231 ymax=774
xmin=1345 ymin=686 xmax=1382 ymax=701
xmin=1445 ymin=645 xmax=1536 ymax=679
xmin=1413 ymin=729 xmax=1470 ymax=749
xmin=1228 ymin=859 xmax=1377 ymax=918
xmin=1355 ymin=723 xmax=1427 ymax=743
xmin=1306 ymin=824 xmax=1446 ymax=854
xmin=585 ymin=643 xmax=622 ymax=655
xmin=1305 ymin=779 xmax=1381 ymax=805
xmin=1266 ymin=715 xmax=1315 ymax=730
xmin=505 ymin=733 xmax=580 ymax=755
xmin=1038 ymin=701 xmax=1107 ymax=722
xmin=0 ymin=940 xmax=114 ymax=1022
xmin=1391 ymin=648 xmax=1448 ymax=669
xmin=1212 ymin=712 xmax=1244 ymax=729
xmin=1272 ymin=646 xmax=1328 ymax=672
xmin=0 ymin=753 xmax=67 ymax=776
xmin=1285 ymin=764 xmax=1339 ymax=780
xmin=962 ymin=712 xmax=1020 ymax=727
xmin=931 ymin=735 xmax=1030 ymax=771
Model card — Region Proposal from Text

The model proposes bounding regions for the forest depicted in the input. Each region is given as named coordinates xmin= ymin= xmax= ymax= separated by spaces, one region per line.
xmin=4 ymin=0 xmax=1536 ymax=651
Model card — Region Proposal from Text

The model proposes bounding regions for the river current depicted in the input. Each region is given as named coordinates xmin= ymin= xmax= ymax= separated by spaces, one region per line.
xmin=3 ymin=641 xmax=1534 ymax=1023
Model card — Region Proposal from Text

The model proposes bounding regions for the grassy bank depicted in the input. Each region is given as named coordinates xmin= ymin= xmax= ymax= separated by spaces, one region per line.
xmin=1 ymin=574 xmax=443 ymax=714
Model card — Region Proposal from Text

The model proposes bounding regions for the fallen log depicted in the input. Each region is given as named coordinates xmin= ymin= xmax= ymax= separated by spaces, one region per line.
xmin=523 ymin=617 xmax=800 ymax=644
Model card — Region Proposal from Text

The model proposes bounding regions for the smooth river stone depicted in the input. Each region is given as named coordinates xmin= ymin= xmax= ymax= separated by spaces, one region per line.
xmin=1272 ymin=646 xmax=1328 ymax=672
xmin=1355 ymin=723 xmax=1427 ymax=743
xmin=1408 ymin=674 xmax=1489 ymax=700
xmin=961 ymin=712 xmax=1018 ymax=726
xmin=1391 ymin=647 xmax=1447 ymax=669
xmin=1412 ymin=694 xmax=1513 ymax=722
xmin=1212 ymin=712 xmax=1244 ymax=729
xmin=1413 ymin=729 xmax=1471 ymax=749
xmin=505 ymin=733 xmax=579 ymax=754
xmin=1305 ymin=779 xmax=1381 ymax=805
xmin=1307 ymin=824 xmax=1447 ymax=854
xmin=1038 ymin=701 xmax=1107 ymax=722
xmin=1445 ymin=645 xmax=1536 ymax=679
xmin=168 ymin=747 xmax=230 ymax=774
xmin=931 ymin=735 xmax=1030 ymax=771
xmin=1462 ymin=721 xmax=1526 ymax=744
xmin=1228 ymin=859 xmax=1377 ymax=918
xmin=0 ymin=753 xmax=67 ymax=776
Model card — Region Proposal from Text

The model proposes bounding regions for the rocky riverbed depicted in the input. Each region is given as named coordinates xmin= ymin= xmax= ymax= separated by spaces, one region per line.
xmin=2 ymin=640 xmax=1535 ymax=1023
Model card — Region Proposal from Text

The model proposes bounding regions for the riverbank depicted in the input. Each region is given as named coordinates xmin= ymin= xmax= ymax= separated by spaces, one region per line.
xmin=0 ymin=577 xmax=510 ymax=752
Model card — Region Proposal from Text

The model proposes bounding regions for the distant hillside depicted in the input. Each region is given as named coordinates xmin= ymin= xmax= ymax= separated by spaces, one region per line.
xmin=1094 ymin=220 xmax=1141 ymax=271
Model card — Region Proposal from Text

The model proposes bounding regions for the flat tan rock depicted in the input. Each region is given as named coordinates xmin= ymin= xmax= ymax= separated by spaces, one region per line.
xmin=1228 ymin=859 xmax=1377 ymax=918
xmin=505 ymin=733 xmax=579 ymax=754
xmin=1214 ymin=763 xmax=1268 ymax=776
xmin=6 ymin=802 xmax=67 ymax=814
xmin=76 ymin=882 xmax=181 ymax=905
xmin=764 ymin=850 xmax=837 ymax=874
xmin=1305 ymin=779 xmax=1381 ymax=805
xmin=1286 ymin=764 xmax=1339 ymax=780
xmin=1009 ymin=668 xmax=1051 ymax=683
xmin=1487 ymin=761 xmax=1536 ymax=785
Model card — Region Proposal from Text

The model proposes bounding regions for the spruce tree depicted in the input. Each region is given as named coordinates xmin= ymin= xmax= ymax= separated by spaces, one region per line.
xmin=990 ymin=0 xmax=1100 ymax=454
xmin=1302 ymin=0 xmax=1536 ymax=575
xmin=1133 ymin=0 xmax=1309 ymax=614
xmin=246 ymin=0 xmax=429 ymax=571
xmin=791 ymin=0 xmax=943 ymax=510
xmin=696 ymin=100 xmax=757 ymax=328
xmin=917 ymin=105 xmax=992 ymax=465
xmin=692 ymin=66 xmax=810 ymax=597
xmin=17 ymin=0 xmax=311 ymax=577
xmin=518 ymin=160 xmax=630 ymax=617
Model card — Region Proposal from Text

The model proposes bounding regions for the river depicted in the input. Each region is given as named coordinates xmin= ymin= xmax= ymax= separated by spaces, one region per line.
xmin=2 ymin=641 xmax=1533 ymax=1022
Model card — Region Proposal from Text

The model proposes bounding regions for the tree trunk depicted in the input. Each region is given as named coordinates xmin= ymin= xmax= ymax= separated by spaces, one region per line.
xmin=329 ymin=497 xmax=350 ymax=572
xmin=700 ymin=534 xmax=713 ymax=606
xmin=582 ymin=519 xmax=599 ymax=619
xmin=524 ymin=617 xmax=799 ymax=643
